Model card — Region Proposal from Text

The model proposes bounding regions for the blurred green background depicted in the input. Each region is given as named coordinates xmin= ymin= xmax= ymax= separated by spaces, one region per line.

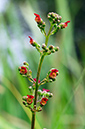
xmin=0 ymin=0 xmax=85 ymax=129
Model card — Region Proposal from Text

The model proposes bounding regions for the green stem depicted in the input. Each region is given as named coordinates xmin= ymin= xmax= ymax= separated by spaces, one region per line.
xmin=31 ymin=54 xmax=45 ymax=129
xmin=31 ymin=112 xmax=35 ymax=129
xmin=31 ymin=24 xmax=53 ymax=129
xmin=45 ymin=25 xmax=53 ymax=46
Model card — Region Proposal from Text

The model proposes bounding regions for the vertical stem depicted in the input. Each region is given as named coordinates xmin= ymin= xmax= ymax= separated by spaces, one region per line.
xmin=31 ymin=24 xmax=53 ymax=129
xmin=34 ymin=54 xmax=45 ymax=105
xmin=31 ymin=112 xmax=35 ymax=129
xmin=31 ymin=54 xmax=45 ymax=129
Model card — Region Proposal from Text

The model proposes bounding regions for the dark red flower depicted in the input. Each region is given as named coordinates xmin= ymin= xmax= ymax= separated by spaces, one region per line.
xmin=33 ymin=78 xmax=40 ymax=83
xmin=43 ymin=88 xmax=50 ymax=92
xmin=34 ymin=13 xmax=41 ymax=23
xmin=62 ymin=21 xmax=70 ymax=28
xmin=49 ymin=69 xmax=59 ymax=79
xmin=40 ymin=98 xmax=48 ymax=106
xmin=20 ymin=66 xmax=27 ymax=75
xmin=28 ymin=36 xmax=34 ymax=44
xmin=27 ymin=95 xmax=34 ymax=105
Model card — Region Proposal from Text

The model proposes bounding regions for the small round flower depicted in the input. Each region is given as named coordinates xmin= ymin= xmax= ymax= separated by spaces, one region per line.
xmin=40 ymin=98 xmax=48 ymax=106
xmin=49 ymin=68 xmax=59 ymax=79
xmin=34 ymin=13 xmax=41 ymax=23
xmin=61 ymin=21 xmax=70 ymax=28
xmin=27 ymin=95 xmax=34 ymax=105
xmin=20 ymin=66 xmax=28 ymax=75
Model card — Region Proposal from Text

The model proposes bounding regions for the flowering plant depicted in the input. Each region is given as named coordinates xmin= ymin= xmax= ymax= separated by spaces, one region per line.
xmin=18 ymin=12 xmax=70 ymax=129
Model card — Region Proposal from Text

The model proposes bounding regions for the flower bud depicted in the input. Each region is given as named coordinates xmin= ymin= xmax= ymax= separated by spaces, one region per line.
xmin=51 ymin=49 xmax=55 ymax=53
xmin=38 ymin=90 xmax=42 ymax=96
xmin=47 ymin=51 xmax=51 ymax=55
xmin=49 ymin=93 xmax=53 ymax=98
xmin=49 ymin=45 xmax=54 ymax=50
xmin=28 ymin=86 xmax=32 ymax=91
xmin=23 ymin=61 xmax=29 ymax=66
xmin=37 ymin=106 xmax=42 ymax=112
xmin=54 ymin=46 xmax=59 ymax=51
xmin=22 ymin=96 xmax=28 ymax=101
xmin=42 ymin=44 xmax=48 ymax=52
xmin=46 ymin=92 xmax=50 ymax=97
xmin=42 ymin=44 xmax=46 ymax=50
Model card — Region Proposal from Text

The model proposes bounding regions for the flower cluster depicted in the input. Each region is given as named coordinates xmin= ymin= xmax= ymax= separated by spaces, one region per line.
xmin=22 ymin=88 xmax=52 ymax=110
xmin=42 ymin=44 xmax=59 ymax=55
xmin=28 ymin=36 xmax=40 ymax=52
xmin=18 ymin=62 xmax=29 ymax=76
xmin=18 ymin=12 xmax=70 ymax=114
xmin=34 ymin=13 xmax=46 ymax=34
xmin=48 ymin=12 xmax=62 ymax=24
xmin=22 ymin=95 xmax=34 ymax=106
xmin=47 ymin=12 xmax=70 ymax=35
xmin=38 ymin=88 xmax=53 ymax=98
xmin=18 ymin=62 xmax=33 ymax=80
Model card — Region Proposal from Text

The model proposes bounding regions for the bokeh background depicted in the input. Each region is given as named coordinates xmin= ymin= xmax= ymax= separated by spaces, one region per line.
xmin=0 ymin=0 xmax=85 ymax=129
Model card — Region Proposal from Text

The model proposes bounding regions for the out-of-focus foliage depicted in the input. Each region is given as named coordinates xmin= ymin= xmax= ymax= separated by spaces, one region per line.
xmin=0 ymin=0 xmax=85 ymax=129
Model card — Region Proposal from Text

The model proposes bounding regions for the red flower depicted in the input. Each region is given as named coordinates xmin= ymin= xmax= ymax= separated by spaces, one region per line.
xmin=28 ymin=36 xmax=34 ymax=45
xmin=20 ymin=66 xmax=27 ymax=75
xmin=40 ymin=98 xmax=48 ymax=106
xmin=49 ymin=69 xmax=59 ymax=79
xmin=33 ymin=78 xmax=40 ymax=83
xmin=27 ymin=95 xmax=34 ymax=105
xmin=34 ymin=13 xmax=41 ymax=23
xmin=62 ymin=21 xmax=70 ymax=28
xmin=43 ymin=88 xmax=50 ymax=92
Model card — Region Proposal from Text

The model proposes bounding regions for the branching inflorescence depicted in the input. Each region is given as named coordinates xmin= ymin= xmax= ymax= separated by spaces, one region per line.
xmin=18 ymin=12 xmax=70 ymax=129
